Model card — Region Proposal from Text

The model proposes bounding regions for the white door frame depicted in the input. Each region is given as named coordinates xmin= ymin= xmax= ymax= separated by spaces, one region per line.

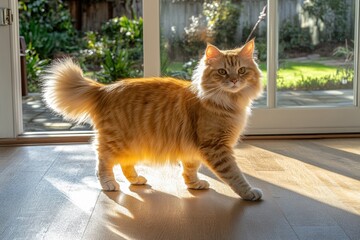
xmin=0 ymin=0 xmax=22 ymax=139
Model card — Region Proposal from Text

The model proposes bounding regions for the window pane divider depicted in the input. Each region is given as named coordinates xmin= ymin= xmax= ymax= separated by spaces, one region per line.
xmin=354 ymin=0 xmax=360 ymax=107
xmin=266 ymin=0 xmax=278 ymax=108
xmin=143 ymin=0 xmax=160 ymax=77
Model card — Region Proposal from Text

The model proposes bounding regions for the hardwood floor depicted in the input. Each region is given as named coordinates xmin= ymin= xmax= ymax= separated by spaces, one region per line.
xmin=0 ymin=139 xmax=359 ymax=240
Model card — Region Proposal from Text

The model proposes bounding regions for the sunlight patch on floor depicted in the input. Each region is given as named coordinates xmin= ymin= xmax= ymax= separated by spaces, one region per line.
xmin=237 ymin=145 xmax=360 ymax=216
xmin=46 ymin=176 xmax=100 ymax=214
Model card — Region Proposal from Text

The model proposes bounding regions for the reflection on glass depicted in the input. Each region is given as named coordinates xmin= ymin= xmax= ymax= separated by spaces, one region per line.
xmin=160 ymin=0 xmax=267 ymax=108
xmin=277 ymin=0 xmax=355 ymax=107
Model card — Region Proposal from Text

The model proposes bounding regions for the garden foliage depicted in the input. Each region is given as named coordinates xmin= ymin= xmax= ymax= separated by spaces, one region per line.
xmin=19 ymin=0 xmax=78 ymax=91
xmin=79 ymin=16 xmax=143 ymax=83
xmin=19 ymin=0 xmax=143 ymax=91
xmin=19 ymin=0 xmax=354 ymax=92
xmin=19 ymin=0 xmax=78 ymax=59
xmin=303 ymin=0 xmax=350 ymax=43
xmin=279 ymin=20 xmax=313 ymax=53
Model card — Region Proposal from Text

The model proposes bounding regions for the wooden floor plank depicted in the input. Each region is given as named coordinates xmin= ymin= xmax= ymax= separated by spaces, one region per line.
xmin=0 ymin=139 xmax=359 ymax=240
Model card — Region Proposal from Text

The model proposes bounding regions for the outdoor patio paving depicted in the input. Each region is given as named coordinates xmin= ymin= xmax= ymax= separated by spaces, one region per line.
xmin=254 ymin=89 xmax=354 ymax=107
xmin=23 ymin=94 xmax=92 ymax=132
xmin=23 ymin=90 xmax=354 ymax=132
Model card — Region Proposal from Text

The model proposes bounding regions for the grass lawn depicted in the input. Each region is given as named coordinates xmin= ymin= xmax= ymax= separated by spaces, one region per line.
xmin=259 ymin=61 xmax=341 ymax=89
xmin=167 ymin=59 xmax=353 ymax=91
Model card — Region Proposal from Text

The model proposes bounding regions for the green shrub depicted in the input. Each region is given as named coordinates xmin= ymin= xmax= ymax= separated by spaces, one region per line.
xmin=333 ymin=40 xmax=354 ymax=62
xmin=166 ymin=59 xmax=198 ymax=80
xmin=280 ymin=21 xmax=313 ymax=53
xmin=77 ymin=31 xmax=104 ymax=71
xmin=204 ymin=0 xmax=241 ymax=49
xmin=101 ymin=16 xmax=143 ymax=47
xmin=97 ymin=47 xmax=140 ymax=83
xmin=19 ymin=0 xmax=79 ymax=59
xmin=19 ymin=0 xmax=78 ymax=92
xmin=182 ymin=59 xmax=198 ymax=79
xmin=79 ymin=16 xmax=143 ymax=83
xmin=25 ymin=43 xmax=50 ymax=92
xmin=101 ymin=16 xmax=143 ymax=63
xmin=303 ymin=0 xmax=350 ymax=43
xmin=254 ymin=38 xmax=267 ymax=62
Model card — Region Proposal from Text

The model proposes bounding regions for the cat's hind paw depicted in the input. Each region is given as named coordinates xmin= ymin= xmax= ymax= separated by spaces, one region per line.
xmin=128 ymin=175 xmax=147 ymax=185
xmin=242 ymin=188 xmax=263 ymax=201
xmin=186 ymin=180 xmax=210 ymax=190
xmin=100 ymin=179 xmax=120 ymax=191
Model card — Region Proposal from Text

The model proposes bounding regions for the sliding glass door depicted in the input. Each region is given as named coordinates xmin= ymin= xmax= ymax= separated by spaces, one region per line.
xmin=1 ymin=0 xmax=359 ymax=138
xmin=146 ymin=0 xmax=360 ymax=135
xmin=248 ymin=0 xmax=360 ymax=134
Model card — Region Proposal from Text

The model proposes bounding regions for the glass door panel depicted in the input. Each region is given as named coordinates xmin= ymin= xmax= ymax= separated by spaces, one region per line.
xmin=20 ymin=1 xmax=143 ymax=132
xmin=276 ymin=0 xmax=355 ymax=107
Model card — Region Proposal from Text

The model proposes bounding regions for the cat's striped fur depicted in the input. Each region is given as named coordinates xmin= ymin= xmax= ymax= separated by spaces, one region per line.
xmin=42 ymin=39 xmax=263 ymax=200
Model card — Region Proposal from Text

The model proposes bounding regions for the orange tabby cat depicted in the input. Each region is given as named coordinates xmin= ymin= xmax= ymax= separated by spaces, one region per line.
xmin=43 ymin=39 xmax=263 ymax=201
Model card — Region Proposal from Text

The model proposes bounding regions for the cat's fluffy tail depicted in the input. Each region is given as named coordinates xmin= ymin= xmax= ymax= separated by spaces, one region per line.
xmin=42 ymin=58 xmax=103 ymax=123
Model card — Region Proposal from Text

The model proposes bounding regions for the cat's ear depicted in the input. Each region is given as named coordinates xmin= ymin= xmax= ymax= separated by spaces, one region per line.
xmin=239 ymin=39 xmax=255 ymax=58
xmin=205 ymin=43 xmax=222 ymax=60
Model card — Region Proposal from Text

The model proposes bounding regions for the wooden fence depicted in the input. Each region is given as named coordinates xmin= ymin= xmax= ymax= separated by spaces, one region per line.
xmin=67 ymin=0 xmax=142 ymax=31
xmin=66 ymin=0 xmax=355 ymax=45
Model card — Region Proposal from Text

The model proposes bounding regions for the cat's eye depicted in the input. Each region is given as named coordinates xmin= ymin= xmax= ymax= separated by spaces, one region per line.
xmin=218 ymin=69 xmax=227 ymax=75
xmin=238 ymin=67 xmax=246 ymax=74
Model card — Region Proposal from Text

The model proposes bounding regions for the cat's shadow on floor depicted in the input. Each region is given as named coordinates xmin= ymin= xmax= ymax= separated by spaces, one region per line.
xmin=102 ymin=183 xmax=262 ymax=239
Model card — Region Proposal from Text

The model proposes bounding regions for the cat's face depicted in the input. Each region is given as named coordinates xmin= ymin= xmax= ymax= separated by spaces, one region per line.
xmin=201 ymin=40 xmax=261 ymax=95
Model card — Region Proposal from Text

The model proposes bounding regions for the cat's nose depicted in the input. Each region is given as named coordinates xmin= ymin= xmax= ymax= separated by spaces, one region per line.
xmin=230 ymin=78 xmax=238 ymax=84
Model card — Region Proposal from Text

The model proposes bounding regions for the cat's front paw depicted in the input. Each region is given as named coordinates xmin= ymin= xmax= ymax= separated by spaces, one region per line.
xmin=186 ymin=180 xmax=210 ymax=190
xmin=128 ymin=175 xmax=147 ymax=185
xmin=241 ymin=188 xmax=263 ymax=201
xmin=100 ymin=179 xmax=120 ymax=191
